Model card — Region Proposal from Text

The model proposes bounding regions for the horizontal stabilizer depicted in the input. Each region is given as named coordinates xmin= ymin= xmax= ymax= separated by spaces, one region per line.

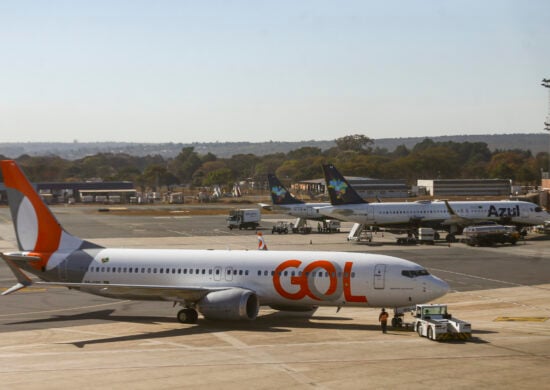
xmin=1 ymin=253 xmax=43 ymax=262
xmin=0 ymin=252 xmax=34 ymax=295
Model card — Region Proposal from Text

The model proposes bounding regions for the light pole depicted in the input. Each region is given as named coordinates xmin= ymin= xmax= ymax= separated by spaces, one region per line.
xmin=542 ymin=78 xmax=550 ymax=178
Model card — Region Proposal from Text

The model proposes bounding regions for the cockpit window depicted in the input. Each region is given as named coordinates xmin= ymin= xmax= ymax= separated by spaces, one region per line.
xmin=401 ymin=269 xmax=430 ymax=278
xmin=534 ymin=206 xmax=543 ymax=212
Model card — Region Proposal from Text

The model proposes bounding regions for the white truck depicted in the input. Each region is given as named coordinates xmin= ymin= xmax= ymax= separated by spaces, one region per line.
xmin=417 ymin=227 xmax=435 ymax=244
xmin=412 ymin=304 xmax=472 ymax=341
xmin=227 ymin=208 xmax=261 ymax=230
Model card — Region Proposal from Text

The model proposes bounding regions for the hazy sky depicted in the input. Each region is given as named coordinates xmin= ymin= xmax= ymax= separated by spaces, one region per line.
xmin=1 ymin=0 xmax=549 ymax=143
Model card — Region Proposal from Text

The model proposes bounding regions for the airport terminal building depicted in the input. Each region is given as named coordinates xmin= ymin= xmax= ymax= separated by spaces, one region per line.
xmin=294 ymin=177 xmax=409 ymax=199
xmin=417 ymin=179 xmax=511 ymax=197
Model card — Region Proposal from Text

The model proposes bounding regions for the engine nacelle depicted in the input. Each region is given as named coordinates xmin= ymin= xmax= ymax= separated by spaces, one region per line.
xmin=198 ymin=288 xmax=259 ymax=320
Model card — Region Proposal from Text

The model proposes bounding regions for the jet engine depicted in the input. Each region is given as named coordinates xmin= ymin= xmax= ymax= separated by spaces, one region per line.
xmin=198 ymin=288 xmax=259 ymax=320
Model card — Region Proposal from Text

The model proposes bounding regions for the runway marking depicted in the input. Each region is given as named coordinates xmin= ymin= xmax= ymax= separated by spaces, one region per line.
xmin=167 ymin=230 xmax=192 ymax=236
xmin=495 ymin=317 xmax=548 ymax=322
xmin=0 ymin=287 xmax=47 ymax=293
xmin=429 ymin=267 xmax=524 ymax=287
xmin=0 ymin=300 xmax=131 ymax=318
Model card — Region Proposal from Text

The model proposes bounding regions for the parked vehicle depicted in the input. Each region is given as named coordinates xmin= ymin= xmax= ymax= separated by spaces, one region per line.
xmin=272 ymin=221 xmax=289 ymax=234
xmin=413 ymin=304 xmax=472 ymax=341
xmin=227 ymin=209 xmax=261 ymax=230
xmin=462 ymin=224 xmax=520 ymax=246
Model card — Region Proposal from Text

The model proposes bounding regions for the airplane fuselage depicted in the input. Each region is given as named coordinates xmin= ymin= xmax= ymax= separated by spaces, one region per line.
xmin=272 ymin=202 xmax=331 ymax=220
xmin=16 ymin=248 xmax=447 ymax=309
xmin=317 ymin=200 xmax=550 ymax=229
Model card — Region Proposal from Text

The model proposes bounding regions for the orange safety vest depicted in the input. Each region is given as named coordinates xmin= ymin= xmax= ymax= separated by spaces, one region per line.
xmin=379 ymin=312 xmax=389 ymax=322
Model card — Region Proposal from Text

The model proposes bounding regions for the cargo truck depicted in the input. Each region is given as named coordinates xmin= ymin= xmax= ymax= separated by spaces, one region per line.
xmin=227 ymin=208 xmax=261 ymax=230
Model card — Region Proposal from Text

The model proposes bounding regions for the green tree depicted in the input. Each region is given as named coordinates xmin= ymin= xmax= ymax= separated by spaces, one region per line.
xmin=334 ymin=134 xmax=374 ymax=153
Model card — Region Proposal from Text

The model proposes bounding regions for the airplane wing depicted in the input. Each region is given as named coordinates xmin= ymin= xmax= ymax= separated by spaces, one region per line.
xmin=34 ymin=281 xmax=232 ymax=303
xmin=441 ymin=200 xmax=475 ymax=226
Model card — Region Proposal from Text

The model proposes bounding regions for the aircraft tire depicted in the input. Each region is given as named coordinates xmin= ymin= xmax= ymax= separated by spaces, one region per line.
xmin=177 ymin=308 xmax=198 ymax=324
xmin=428 ymin=326 xmax=434 ymax=340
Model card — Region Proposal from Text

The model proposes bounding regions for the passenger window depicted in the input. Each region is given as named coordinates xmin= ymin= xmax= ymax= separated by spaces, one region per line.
xmin=215 ymin=269 xmax=220 ymax=275
xmin=153 ymin=268 xmax=157 ymax=273
xmin=209 ymin=269 xmax=212 ymax=275
xmin=258 ymin=270 xmax=262 ymax=276
xmin=239 ymin=270 xmax=243 ymax=276
xmin=202 ymin=269 xmax=206 ymax=275
xmin=245 ymin=270 xmax=248 ymax=276
xmin=160 ymin=268 xmax=164 ymax=274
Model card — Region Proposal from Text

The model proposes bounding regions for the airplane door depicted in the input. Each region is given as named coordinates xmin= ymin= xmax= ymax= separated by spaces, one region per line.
xmin=214 ymin=266 xmax=222 ymax=281
xmin=367 ymin=206 xmax=375 ymax=221
xmin=374 ymin=264 xmax=386 ymax=289
xmin=225 ymin=267 xmax=233 ymax=281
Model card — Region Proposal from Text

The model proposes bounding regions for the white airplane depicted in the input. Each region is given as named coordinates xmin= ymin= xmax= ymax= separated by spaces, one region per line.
xmin=318 ymin=164 xmax=550 ymax=241
xmin=258 ymin=173 xmax=331 ymax=220
xmin=0 ymin=160 xmax=448 ymax=325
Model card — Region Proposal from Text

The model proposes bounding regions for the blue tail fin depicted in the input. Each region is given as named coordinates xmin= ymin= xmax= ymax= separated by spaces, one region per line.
xmin=267 ymin=174 xmax=304 ymax=205
xmin=322 ymin=164 xmax=367 ymax=205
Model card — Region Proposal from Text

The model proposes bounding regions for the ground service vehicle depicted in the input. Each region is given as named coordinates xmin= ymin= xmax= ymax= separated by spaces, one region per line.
xmin=272 ymin=221 xmax=289 ymax=234
xmin=462 ymin=224 xmax=519 ymax=246
xmin=417 ymin=228 xmax=435 ymax=244
xmin=412 ymin=304 xmax=472 ymax=341
xmin=317 ymin=220 xmax=341 ymax=233
xmin=227 ymin=208 xmax=261 ymax=230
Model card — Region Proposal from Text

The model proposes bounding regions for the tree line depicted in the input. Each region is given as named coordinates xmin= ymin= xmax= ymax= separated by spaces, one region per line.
xmin=1 ymin=135 xmax=547 ymax=191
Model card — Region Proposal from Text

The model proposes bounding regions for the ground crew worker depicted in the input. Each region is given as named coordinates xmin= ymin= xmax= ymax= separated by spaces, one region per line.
xmin=379 ymin=308 xmax=389 ymax=333
xmin=257 ymin=231 xmax=268 ymax=250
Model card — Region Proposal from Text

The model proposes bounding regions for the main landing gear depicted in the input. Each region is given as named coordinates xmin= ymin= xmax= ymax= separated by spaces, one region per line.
xmin=445 ymin=233 xmax=457 ymax=243
xmin=177 ymin=308 xmax=198 ymax=324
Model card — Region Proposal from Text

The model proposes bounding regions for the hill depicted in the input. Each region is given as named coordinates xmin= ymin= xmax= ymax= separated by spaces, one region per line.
xmin=0 ymin=133 xmax=546 ymax=160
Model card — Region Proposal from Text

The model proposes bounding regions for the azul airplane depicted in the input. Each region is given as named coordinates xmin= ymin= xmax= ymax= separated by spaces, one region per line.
xmin=0 ymin=160 xmax=449 ymax=324
xmin=259 ymin=173 xmax=331 ymax=220
xmin=318 ymin=164 xmax=550 ymax=241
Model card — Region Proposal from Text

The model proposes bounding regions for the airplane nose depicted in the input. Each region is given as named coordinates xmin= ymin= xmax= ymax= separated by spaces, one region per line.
xmin=427 ymin=276 xmax=450 ymax=299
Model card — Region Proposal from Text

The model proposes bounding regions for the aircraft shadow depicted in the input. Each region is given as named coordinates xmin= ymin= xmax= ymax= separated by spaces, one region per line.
xmin=3 ymin=307 xmax=413 ymax=348
xmin=50 ymin=311 xmax=389 ymax=348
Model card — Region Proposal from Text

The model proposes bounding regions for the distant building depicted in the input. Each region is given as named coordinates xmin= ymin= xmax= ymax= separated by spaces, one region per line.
xmin=417 ymin=179 xmax=511 ymax=197
xmin=0 ymin=181 xmax=136 ymax=204
xmin=293 ymin=177 xmax=409 ymax=199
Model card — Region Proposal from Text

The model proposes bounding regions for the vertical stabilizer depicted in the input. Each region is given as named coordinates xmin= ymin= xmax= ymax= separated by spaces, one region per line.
xmin=267 ymin=174 xmax=304 ymax=205
xmin=1 ymin=160 xmax=101 ymax=271
xmin=322 ymin=164 xmax=367 ymax=205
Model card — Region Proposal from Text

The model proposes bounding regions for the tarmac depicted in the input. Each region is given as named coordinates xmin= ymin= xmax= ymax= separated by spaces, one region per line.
xmin=0 ymin=205 xmax=549 ymax=389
